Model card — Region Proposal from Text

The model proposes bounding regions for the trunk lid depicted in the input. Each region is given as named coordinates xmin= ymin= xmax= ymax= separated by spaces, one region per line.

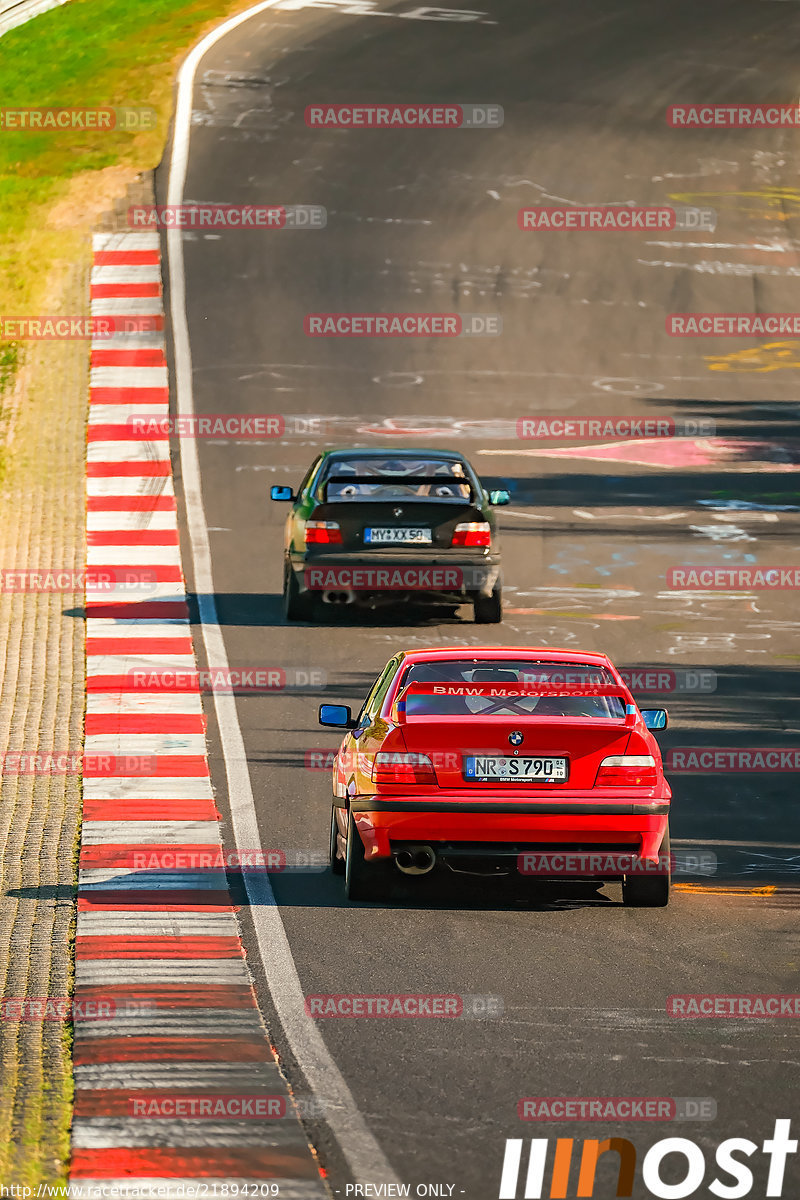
xmin=309 ymin=499 xmax=483 ymax=553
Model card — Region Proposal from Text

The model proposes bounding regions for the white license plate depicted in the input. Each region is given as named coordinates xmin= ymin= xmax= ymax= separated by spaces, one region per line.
xmin=464 ymin=756 xmax=568 ymax=782
xmin=365 ymin=527 xmax=432 ymax=545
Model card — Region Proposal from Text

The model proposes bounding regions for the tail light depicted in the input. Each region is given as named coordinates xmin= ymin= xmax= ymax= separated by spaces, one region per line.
xmin=451 ymin=522 xmax=491 ymax=547
xmin=305 ymin=521 xmax=342 ymax=545
xmin=372 ymin=752 xmax=436 ymax=785
xmin=595 ymin=755 xmax=657 ymax=787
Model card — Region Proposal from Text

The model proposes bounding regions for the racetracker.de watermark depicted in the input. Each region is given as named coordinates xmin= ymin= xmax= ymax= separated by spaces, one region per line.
xmin=125 ymin=667 xmax=326 ymax=692
xmin=118 ymin=849 xmax=326 ymax=872
xmin=0 ymin=316 xmax=161 ymax=339
xmin=620 ymin=668 xmax=717 ymax=694
xmin=0 ymin=753 xmax=157 ymax=775
xmin=0 ymin=107 xmax=157 ymax=130
xmin=304 ymin=566 xmax=475 ymax=591
xmin=304 ymin=993 xmax=503 ymax=1018
xmin=127 ymin=1094 xmax=289 ymax=1119
xmin=518 ymin=1097 xmax=717 ymax=1122
xmin=128 ymin=205 xmax=327 ymax=229
xmin=0 ymin=569 xmax=157 ymax=592
xmin=0 ymin=997 xmax=154 ymax=1021
xmin=668 ymin=314 xmax=800 ymax=337
xmin=305 ymin=103 xmax=502 ymax=127
xmin=668 ymin=995 xmax=800 ymax=1017
xmin=517 ymin=417 xmax=714 ymax=439
xmin=304 ymin=313 xmax=500 ymax=336
xmin=665 ymin=749 xmax=800 ymax=773
xmin=518 ymin=205 xmax=717 ymax=232
xmin=517 ymin=852 xmax=717 ymax=877
xmin=667 ymin=104 xmax=800 ymax=127
xmin=667 ymin=567 xmax=800 ymax=590
xmin=305 ymin=749 xmax=463 ymax=770
xmin=126 ymin=415 xmax=325 ymax=439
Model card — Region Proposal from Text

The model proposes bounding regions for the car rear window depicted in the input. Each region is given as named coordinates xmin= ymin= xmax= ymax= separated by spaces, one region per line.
xmin=320 ymin=457 xmax=472 ymax=502
xmin=396 ymin=660 xmax=627 ymax=719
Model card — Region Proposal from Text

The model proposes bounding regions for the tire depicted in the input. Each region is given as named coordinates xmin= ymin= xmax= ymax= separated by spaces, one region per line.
xmin=474 ymin=586 xmax=502 ymax=624
xmin=329 ymin=806 xmax=345 ymax=875
xmin=284 ymin=566 xmax=314 ymax=622
xmin=344 ymin=812 xmax=392 ymax=901
xmin=622 ymin=827 xmax=671 ymax=908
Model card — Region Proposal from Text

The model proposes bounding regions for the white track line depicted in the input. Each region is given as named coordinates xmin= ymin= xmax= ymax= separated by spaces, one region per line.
xmin=167 ymin=2 xmax=400 ymax=1187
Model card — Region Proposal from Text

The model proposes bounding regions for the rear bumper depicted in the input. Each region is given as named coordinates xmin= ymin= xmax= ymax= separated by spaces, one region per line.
xmin=341 ymin=798 xmax=670 ymax=863
xmin=290 ymin=551 xmax=501 ymax=600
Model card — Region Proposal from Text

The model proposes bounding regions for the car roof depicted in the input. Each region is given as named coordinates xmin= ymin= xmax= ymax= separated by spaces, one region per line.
xmin=397 ymin=646 xmax=615 ymax=668
xmin=320 ymin=448 xmax=468 ymax=462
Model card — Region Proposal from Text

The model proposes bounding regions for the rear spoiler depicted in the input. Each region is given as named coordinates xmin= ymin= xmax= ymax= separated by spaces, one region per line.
xmin=394 ymin=682 xmax=636 ymax=724
xmin=322 ymin=475 xmax=475 ymax=500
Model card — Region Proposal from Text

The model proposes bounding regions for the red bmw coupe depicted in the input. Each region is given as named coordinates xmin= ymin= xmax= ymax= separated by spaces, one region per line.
xmin=321 ymin=646 xmax=672 ymax=907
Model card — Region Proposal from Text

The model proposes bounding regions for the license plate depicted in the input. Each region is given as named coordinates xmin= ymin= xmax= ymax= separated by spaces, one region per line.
xmin=464 ymin=756 xmax=568 ymax=782
xmin=365 ymin=527 xmax=432 ymax=545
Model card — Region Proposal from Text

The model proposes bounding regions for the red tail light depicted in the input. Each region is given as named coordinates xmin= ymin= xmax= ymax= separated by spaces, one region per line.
xmin=372 ymin=752 xmax=436 ymax=785
xmin=305 ymin=521 xmax=342 ymax=545
xmin=595 ymin=755 xmax=658 ymax=787
xmin=451 ymin=522 xmax=491 ymax=547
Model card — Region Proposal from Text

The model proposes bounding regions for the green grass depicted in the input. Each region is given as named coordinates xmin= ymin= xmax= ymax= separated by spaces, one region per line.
xmin=0 ymin=0 xmax=255 ymax=377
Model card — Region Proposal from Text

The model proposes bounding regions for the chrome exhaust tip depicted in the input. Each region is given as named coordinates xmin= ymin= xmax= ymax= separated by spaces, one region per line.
xmin=395 ymin=845 xmax=436 ymax=876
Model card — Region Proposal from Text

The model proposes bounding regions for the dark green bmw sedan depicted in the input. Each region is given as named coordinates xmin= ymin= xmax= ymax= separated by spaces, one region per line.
xmin=271 ymin=449 xmax=510 ymax=624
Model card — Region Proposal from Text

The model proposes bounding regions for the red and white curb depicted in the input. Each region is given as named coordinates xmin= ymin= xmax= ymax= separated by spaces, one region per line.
xmin=73 ymin=230 xmax=326 ymax=1198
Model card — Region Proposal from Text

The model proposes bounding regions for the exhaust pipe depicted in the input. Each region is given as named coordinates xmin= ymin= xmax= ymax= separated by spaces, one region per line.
xmin=322 ymin=590 xmax=356 ymax=605
xmin=395 ymin=845 xmax=436 ymax=876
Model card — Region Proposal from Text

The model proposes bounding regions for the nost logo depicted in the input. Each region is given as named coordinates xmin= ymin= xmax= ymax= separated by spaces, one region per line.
xmin=499 ymin=1120 xmax=797 ymax=1198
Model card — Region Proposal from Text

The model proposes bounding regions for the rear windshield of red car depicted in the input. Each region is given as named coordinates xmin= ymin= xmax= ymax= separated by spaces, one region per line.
xmin=394 ymin=660 xmax=627 ymax=720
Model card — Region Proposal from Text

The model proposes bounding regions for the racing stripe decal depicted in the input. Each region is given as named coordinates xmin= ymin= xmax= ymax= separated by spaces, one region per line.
xmin=73 ymin=231 xmax=326 ymax=1198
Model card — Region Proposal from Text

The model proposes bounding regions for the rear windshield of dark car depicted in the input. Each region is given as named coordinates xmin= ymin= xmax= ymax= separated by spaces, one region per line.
xmin=395 ymin=660 xmax=627 ymax=719
xmin=319 ymin=457 xmax=473 ymax=502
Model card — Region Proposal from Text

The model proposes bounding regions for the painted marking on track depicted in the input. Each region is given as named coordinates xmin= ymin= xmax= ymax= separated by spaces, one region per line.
xmin=668 ymin=188 xmax=800 ymax=222
xmin=272 ymin=0 xmax=496 ymax=21
xmin=167 ymin=0 xmax=402 ymax=1187
xmin=675 ymin=884 xmax=778 ymax=896
xmin=479 ymin=438 xmax=800 ymax=472
xmin=505 ymin=608 xmax=639 ymax=621
xmin=705 ymin=341 xmax=800 ymax=373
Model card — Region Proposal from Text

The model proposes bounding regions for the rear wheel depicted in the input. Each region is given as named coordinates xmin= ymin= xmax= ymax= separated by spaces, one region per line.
xmin=284 ymin=565 xmax=314 ymax=622
xmin=329 ymin=806 xmax=345 ymax=875
xmin=622 ymin=828 xmax=671 ymax=908
xmin=474 ymin=586 xmax=502 ymax=624
xmin=344 ymin=812 xmax=392 ymax=901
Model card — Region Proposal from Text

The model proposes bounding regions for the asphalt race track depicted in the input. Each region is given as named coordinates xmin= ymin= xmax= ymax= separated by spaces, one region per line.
xmin=158 ymin=1 xmax=800 ymax=1192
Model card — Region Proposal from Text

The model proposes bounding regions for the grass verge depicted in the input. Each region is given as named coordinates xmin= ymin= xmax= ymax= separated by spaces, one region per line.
xmin=0 ymin=0 xmax=261 ymax=397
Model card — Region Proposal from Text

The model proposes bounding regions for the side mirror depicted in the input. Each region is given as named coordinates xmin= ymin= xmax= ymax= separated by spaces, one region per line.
xmin=489 ymin=489 xmax=511 ymax=506
xmin=319 ymin=704 xmax=356 ymax=729
xmin=641 ymin=708 xmax=668 ymax=731
xmin=271 ymin=485 xmax=294 ymax=501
